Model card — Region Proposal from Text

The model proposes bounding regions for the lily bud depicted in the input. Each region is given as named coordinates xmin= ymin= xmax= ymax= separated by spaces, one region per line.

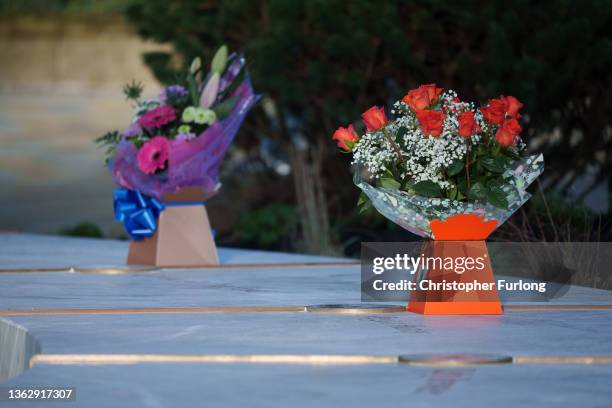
xmin=199 ymin=72 xmax=220 ymax=108
xmin=211 ymin=45 xmax=228 ymax=75
xmin=189 ymin=57 xmax=202 ymax=75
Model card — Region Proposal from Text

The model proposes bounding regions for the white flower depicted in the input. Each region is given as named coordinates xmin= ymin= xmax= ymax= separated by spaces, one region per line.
xmin=352 ymin=89 xmax=472 ymax=191
xmin=182 ymin=106 xmax=197 ymax=123
xmin=194 ymin=108 xmax=217 ymax=125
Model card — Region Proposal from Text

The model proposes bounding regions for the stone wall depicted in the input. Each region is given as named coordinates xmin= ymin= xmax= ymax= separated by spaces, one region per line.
xmin=0 ymin=15 xmax=171 ymax=235
xmin=0 ymin=15 xmax=169 ymax=89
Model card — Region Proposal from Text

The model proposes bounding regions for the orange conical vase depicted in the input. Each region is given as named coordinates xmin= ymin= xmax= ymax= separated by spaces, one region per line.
xmin=407 ymin=214 xmax=503 ymax=315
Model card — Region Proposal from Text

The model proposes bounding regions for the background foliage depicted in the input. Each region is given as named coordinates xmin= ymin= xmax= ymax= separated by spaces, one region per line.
xmin=127 ymin=0 xmax=611 ymax=190
xmin=6 ymin=0 xmax=608 ymax=246
xmin=125 ymin=0 xmax=612 ymax=244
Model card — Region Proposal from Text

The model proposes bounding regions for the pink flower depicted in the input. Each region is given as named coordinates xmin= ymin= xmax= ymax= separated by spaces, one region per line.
xmin=137 ymin=136 xmax=170 ymax=174
xmin=138 ymin=106 xmax=177 ymax=130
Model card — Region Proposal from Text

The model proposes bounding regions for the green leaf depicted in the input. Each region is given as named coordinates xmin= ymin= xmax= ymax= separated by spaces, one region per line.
xmin=472 ymin=161 xmax=481 ymax=175
xmin=486 ymin=176 xmax=504 ymax=189
xmin=211 ymin=45 xmax=228 ymax=74
xmin=487 ymin=187 xmax=509 ymax=208
xmin=212 ymin=96 xmax=238 ymax=120
xmin=501 ymin=147 xmax=520 ymax=160
xmin=94 ymin=130 xmax=122 ymax=163
xmin=412 ymin=180 xmax=441 ymax=197
xmin=379 ymin=177 xmax=401 ymax=190
xmin=383 ymin=167 xmax=397 ymax=179
xmin=446 ymin=159 xmax=464 ymax=176
xmin=357 ymin=192 xmax=373 ymax=213
xmin=186 ymin=72 xmax=199 ymax=106
xmin=395 ymin=126 xmax=408 ymax=149
xmin=122 ymin=80 xmax=143 ymax=101
xmin=457 ymin=178 xmax=468 ymax=196
xmin=481 ymin=157 xmax=506 ymax=173
xmin=468 ymin=181 xmax=487 ymax=200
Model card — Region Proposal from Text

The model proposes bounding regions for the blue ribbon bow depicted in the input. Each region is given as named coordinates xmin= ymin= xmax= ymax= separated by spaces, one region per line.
xmin=114 ymin=188 xmax=214 ymax=241
xmin=113 ymin=189 xmax=165 ymax=240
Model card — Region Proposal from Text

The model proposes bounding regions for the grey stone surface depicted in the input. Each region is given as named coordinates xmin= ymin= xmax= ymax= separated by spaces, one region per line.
xmin=1 ymin=234 xmax=612 ymax=407
xmin=0 ymin=264 xmax=610 ymax=311
xmin=3 ymin=363 xmax=612 ymax=408
xmin=0 ymin=233 xmax=351 ymax=269
xmin=6 ymin=311 xmax=612 ymax=357
xmin=0 ymin=318 xmax=40 ymax=382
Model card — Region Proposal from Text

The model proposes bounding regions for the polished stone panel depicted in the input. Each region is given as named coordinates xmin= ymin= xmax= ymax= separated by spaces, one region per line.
xmin=0 ymin=233 xmax=351 ymax=269
xmin=3 ymin=363 xmax=612 ymax=408
xmin=1 ymin=234 xmax=612 ymax=407
xmin=5 ymin=311 xmax=612 ymax=356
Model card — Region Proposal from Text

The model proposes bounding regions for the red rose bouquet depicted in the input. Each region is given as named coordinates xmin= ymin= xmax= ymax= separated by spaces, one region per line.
xmin=333 ymin=84 xmax=544 ymax=314
xmin=333 ymin=84 xmax=543 ymax=239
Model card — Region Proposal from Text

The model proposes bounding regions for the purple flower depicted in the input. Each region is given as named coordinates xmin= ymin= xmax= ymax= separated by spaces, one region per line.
xmin=159 ymin=85 xmax=189 ymax=104
xmin=176 ymin=132 xmax=197 ymax=142
xmin=123 ymin=122 xmax=142 ymax=138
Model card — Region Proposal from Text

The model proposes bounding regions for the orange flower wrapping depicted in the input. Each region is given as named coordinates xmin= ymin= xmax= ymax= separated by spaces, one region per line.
xmin=430 ymin=214 xmax=499 ymax=240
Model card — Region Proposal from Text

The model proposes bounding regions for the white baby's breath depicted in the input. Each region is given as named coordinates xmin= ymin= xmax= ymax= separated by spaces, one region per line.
xmin=352 ymin=90 xmax=472 ymax=190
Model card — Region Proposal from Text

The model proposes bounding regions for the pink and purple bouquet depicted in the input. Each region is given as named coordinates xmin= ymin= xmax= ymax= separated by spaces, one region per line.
xmin=97 ymin=45 xmax=259 ymax=200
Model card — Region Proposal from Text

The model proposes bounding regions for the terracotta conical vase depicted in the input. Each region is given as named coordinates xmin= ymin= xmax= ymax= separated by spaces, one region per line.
xmin=127 ymin=187 xmax=219 ymax=267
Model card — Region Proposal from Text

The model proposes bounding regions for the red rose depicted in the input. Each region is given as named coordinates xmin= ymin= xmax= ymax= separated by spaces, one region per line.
xmin=501 ymin=95 xmax=523 ymax=118
xmin=416 ymin=109 xmax=446 ymax=137
xmin=422 ymin=84 xmax=444 ymax=102
xmin=504 ymin=118 xmax=522 ymax=134
xmin=332 ymin=124 xmax=359 ymax=151
xmin=361 ymin=106 xmax=388 ymax=131
xmin=495 ymin=118 xmax=522 ymax=147
xmin=402 ymin=83 xmax=443 ymax=112
xmin=402 ymin=88 xmax=429 ymax=112
xmin=457 ymin=111 xmax=480 ymax=138
xmin=479 ymin=98 xmax=506 ymax=125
